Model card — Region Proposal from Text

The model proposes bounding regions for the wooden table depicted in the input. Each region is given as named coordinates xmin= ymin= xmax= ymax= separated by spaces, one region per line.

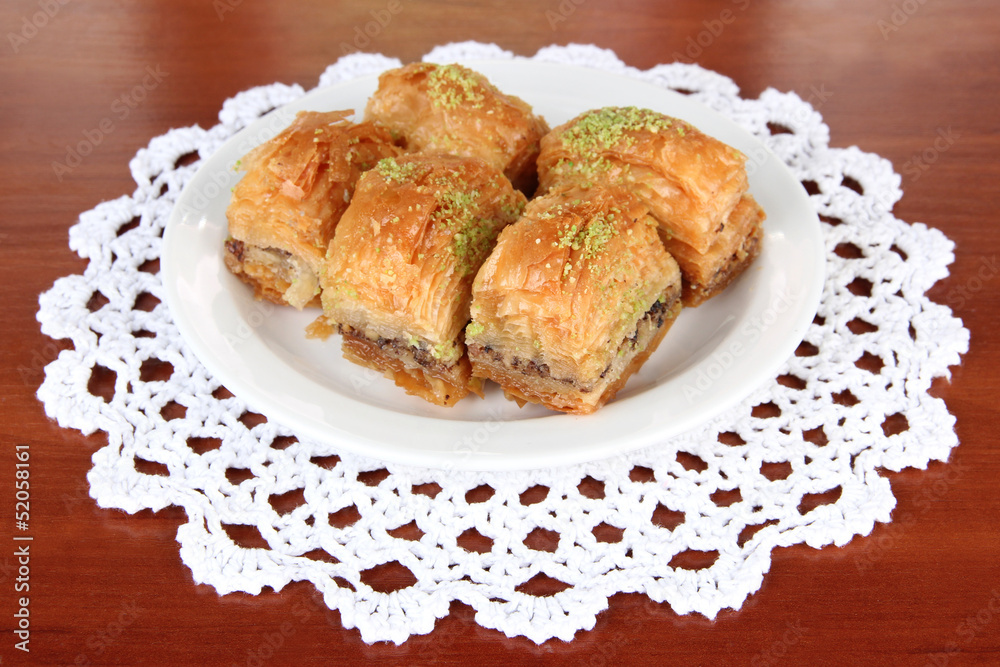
xmin=3 ymin=0 xmax=998 ymax=664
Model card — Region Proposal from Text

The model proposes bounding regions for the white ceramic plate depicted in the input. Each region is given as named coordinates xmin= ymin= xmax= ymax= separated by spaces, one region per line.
xmin=162 ymin=61 xmax=825 ymax=471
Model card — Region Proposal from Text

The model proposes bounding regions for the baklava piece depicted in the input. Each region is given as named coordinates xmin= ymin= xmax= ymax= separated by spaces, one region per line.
xmin=364 ymin=62 xmax=550 ymax=194
xmin=224 ymin=110 xmax=401 ymax=309
xmin=537 ymin=106 xmax=764 ymax=306
xmin=314 ymin=154 xmax=526 ymax=407
xmin=466 ymin=185 xmax=683 ymax=415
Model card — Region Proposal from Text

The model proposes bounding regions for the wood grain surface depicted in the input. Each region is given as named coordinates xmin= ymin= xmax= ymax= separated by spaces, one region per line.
xmin=1 ymin=0 xmax=998 ymax=664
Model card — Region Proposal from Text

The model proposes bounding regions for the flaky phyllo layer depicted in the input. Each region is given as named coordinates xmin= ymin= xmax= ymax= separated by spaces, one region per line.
xmin=225 ymin=110 xmax=402 ymax=309
xmin=312 ymin=154 xmax=526 ymax=406
xmin=537 ymin=106 xmax=763 ymax=305
xmin=466 ymin=185 xmax=683 ymax=414
xmin=365 ymin=62 xmax=549 ymax=194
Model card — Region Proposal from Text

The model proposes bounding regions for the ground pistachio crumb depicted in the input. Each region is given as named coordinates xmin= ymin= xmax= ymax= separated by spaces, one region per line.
xmin=426 ymin=64 xmax=489 ymax=110
xmin=375 ymin=157 xmax=422 ymax=184
xmin=560 ymin=106 xmax=677 ymax=154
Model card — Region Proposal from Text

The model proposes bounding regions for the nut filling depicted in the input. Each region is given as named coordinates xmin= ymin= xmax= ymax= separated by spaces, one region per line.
xmin=223 ymin=239 xmax=319 ymax=309
xmin=469 ymin=284 xmax=681 ymax=394
xmin=336 ymin=324 xmax=461 ymax=377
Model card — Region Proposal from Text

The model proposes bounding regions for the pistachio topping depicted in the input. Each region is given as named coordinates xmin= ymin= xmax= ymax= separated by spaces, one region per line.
xmin=552 ymin=156 xmax=621 ymax=185
xmin=426 ymin=64 xmax=489 ymax=110
xmin=556 ymin=210 xmax=619 ymax=261
xmin=433 ymin=187 xmax=481 ymax=223
xmin=450 ymin=197 xmax=521 ymax=276
xmin=452 ymin=226 xmax=490 ymax=274
xmin=422 ymin=166 xmax=521 ymax=277
xmin=368 ymin=155 xmax=521 ymax=278
xmin=375 ymin=157 xmax=423 ymax=184
xmin=560 ymin=106 xmax=680 ymax=153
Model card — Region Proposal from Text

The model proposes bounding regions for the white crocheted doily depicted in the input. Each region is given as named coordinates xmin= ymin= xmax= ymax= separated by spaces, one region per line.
xmin=37 ymin=42 xmax=969 ymax=644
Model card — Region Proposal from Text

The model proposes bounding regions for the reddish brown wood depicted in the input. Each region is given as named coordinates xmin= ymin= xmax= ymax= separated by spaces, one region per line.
xmin=2 ymin=0 xmax=998 ymax=664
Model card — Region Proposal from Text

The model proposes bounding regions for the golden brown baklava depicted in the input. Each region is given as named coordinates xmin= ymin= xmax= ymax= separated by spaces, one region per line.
xmin=224 ymin=110 xmax=401 ymax=309
xmin=466 ymin=184 xmax=682 ymax=414
xmin=314 ymin=154 xmax=526 ymax=406
xmin=364 ymin=62 xmax=550 ymax=194
xmin=536 ymin=106 xmax=764 ymax=306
